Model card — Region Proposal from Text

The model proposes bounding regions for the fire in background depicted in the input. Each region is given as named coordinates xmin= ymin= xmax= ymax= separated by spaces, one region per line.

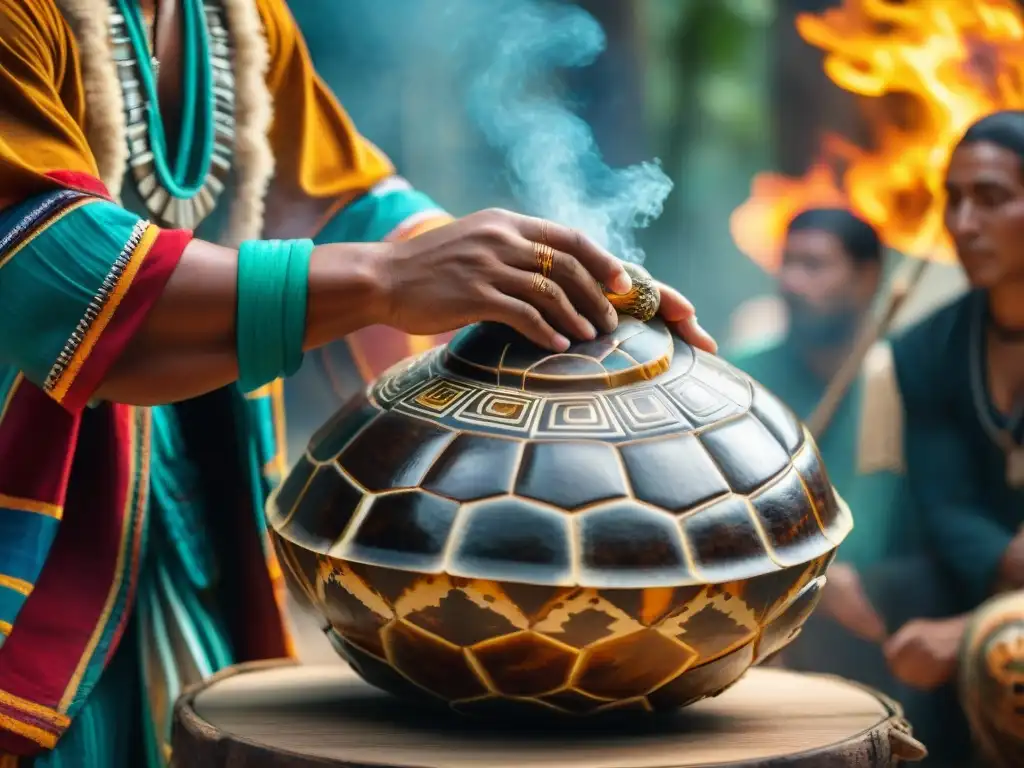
xmin=731 ymin=0 xmax=1024 ymax=273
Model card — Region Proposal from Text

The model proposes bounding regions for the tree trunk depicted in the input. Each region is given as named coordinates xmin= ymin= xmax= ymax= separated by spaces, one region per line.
xmin=770 ymin=0 xmax=869 ymax=175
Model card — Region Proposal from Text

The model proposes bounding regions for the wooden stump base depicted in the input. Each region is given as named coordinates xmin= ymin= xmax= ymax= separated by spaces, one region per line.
xmin=172 ymin=660 xmax=927 ymax=767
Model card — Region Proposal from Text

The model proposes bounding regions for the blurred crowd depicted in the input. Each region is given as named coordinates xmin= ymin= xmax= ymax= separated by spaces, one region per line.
xmin=720 ymin=112 xmax=1024 ymax=767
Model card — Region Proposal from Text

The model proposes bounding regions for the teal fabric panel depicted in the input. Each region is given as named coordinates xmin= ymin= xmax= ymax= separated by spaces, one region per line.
xmin=0 ymin=582 xmax=26 ymax=643
xmin=0 ymin=505 xmax=58 ymax=585
xmin=0 ymin=366 xmax=19 ymax=405
xmin=315 ymin=183 xmax=445 ymax=245
xmin=0 ymin=199 xmax=144 ymax=388
xmin=34 ymin=620 xmax=140 ymax=768
xmin=150 ymin=406 xmax=217 ymax=591
xmin=245 ymin=395 xmax=278 ymax=470
xmin=136 ymin=529 xmax=235 ymax=768
xmin=0 ymin=506 xmax=60 ymax=645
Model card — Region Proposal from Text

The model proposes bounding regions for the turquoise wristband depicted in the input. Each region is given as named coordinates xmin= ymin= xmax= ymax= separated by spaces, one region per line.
xmin=237 ymin=239 xmax=283 ymax=392
xmin=281 ymin=239 xmax=313 ymax=378
xmin=236 ymin=238 xmax=313 ymax=392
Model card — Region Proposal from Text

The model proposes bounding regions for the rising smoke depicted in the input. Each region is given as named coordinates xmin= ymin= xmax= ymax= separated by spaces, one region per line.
xmin=443 ymin=0 xmax=673 ymax=265
xmin=285 ymin=0 xmax=677 ymax=443
xmin=295 ymin=0 xmax=673 ymax=265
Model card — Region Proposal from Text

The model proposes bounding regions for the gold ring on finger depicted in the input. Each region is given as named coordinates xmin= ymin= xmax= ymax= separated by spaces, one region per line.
xmin=534 ymin=242 xmax=555 ymax=278
xmin=532 ymin=272 xmax=554 ymax=297
xmin=540 ymin=219 xmax=551 ymax=246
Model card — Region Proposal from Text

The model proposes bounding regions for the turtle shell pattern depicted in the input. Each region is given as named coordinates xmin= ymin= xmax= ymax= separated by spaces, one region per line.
xmin=268 ymin=317 xmax=852 ymax=715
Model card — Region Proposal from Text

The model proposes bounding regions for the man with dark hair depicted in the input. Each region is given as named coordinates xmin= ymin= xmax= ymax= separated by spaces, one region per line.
xmin=726 ymin=206 xmax=963 ymax=762
xmin=729 ymin=209 xmax=903 ymax=581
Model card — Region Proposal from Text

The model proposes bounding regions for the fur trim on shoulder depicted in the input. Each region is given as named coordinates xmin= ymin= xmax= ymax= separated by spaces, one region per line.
xmin=55 ymin=0 xmax=128 ymax=201
xmin=55 ymin=0 xmax=274 ymax=243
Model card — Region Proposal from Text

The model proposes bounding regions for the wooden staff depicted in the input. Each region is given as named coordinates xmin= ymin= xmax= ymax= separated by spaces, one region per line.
xmin=806 ymin=257 xmax=931 ymax=440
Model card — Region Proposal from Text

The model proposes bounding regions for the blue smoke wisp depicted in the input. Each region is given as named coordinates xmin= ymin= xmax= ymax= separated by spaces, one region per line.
xmin=450 ymin=0 xmax=673 ymax=265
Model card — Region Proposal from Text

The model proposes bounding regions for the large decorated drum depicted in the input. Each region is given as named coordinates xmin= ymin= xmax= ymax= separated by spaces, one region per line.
xmin=267 ymin=269 xmax=852 ymax=716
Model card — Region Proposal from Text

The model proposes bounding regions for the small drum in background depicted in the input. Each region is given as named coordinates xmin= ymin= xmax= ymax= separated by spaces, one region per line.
xmin=172 ymin=661 xmax=927 ymax=768
xmin=960 ymin=590 xmax=1024 ymax=768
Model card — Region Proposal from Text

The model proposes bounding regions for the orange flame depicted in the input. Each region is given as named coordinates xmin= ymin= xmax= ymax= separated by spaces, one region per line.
xmin=729 ymin=163 xmax=848 ymax=273
xmin=731 ymin=0 xmax=1024 ymax=272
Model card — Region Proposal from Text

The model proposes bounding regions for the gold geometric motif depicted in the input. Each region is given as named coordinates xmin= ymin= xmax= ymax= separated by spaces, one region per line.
xmin=455 ymin=390 xmax=539 ymax=432
xmin=534 ymin=396 xmax=624 ymax=439
xmin=531 ymin=589 xmax=646 ymax=648
xmin=611 ymin=388 xmax=684 ymax=434
xmin=656 ymin=587 xmax=758 ymax=663
xmin=282 ymin=542 xmax=828 ymax=713
xmin=407 ymin=378 xmax=474 ymax=415
xmin=661 ymin=377 xmax=729 ymax=419
xmin=375 ymin=349 xmax=439 ymax=404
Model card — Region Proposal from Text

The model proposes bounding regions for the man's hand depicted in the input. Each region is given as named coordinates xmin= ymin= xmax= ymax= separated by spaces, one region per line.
xmin=376 ymin=209 xmax=717 ymax=354
xmin=655 ymin=282 xmax=718 ymax=354
xmin=818 ymin=563 xmax=888 ymax=643
xmin=884 ymin=614 xmax=970 ymax=691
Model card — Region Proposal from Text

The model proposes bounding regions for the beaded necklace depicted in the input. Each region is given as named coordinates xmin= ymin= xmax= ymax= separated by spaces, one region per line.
xmin=107 ymin=0 xmax=236 ymax=230
xmin=969 ymin=294 xmax=1024 ymax=489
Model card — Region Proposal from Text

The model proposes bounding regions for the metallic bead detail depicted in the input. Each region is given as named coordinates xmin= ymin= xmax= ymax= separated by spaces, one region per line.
xmin=603 ymin=262 xmax=661 ymax=323
xmin=106 ymin=0 xmax=236 ymax=230
xmin=0 ymin=191 xmax=84 ymax=258
xmin=43 ymin=219 xmax=150 ymax=393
